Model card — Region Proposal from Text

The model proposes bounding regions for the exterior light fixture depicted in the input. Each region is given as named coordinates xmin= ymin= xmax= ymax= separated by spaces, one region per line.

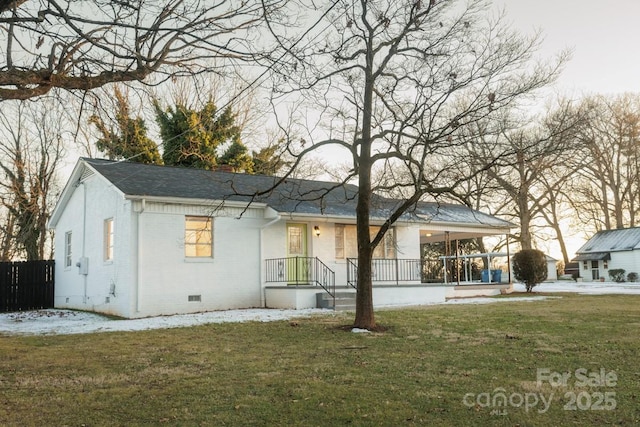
xmin=314 ymin=226 xmax=320 ymax=237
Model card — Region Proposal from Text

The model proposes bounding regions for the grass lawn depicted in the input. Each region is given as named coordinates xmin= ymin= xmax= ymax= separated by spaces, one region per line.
xmin=1 ymin=293 xmax=639 ymax=426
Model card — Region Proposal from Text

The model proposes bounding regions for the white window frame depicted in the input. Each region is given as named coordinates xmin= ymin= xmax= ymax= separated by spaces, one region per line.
xmin=335 ymin=224 xmax=396 ymax=259
xmin=64 ymin=231 xmax=72 ymax=268
xmin=185 ymin=216 xmax=213 ymax=258
xmin=335 ymin=224 xmax=345 ymax=259
xmin=104 ymin=218 xmax=114 ymax=262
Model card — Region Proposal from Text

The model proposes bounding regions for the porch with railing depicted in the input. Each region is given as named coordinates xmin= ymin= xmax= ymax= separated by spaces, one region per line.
xmin=346 ymin=258 xmax=423 ymax=288
xmin=346 ymin=255 xmax=508 ymax=288
xmin=264 ymin=257 xmax=336 ymax=298
xmin=264 ymin=255 xmax=510 ymax=310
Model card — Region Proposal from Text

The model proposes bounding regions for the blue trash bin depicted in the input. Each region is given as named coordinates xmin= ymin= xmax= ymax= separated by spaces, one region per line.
xmin=492 ymin=269 xmax=502 ymax=283
xmin=481 ymin=269 xmax=490 ymax=283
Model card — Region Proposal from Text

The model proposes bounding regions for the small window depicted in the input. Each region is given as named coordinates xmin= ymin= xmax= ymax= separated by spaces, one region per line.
xmin=335 ymin=225 xmax=345 ymax=259
xmin=185 ymin=216 xmax=213 ymax=257
xmin=64 ymin=232 xmax=72 ymax=268
xmin=104 ymin=218 xmax=114 ymax=261
xmin=583 ymin=261 xmax=589 ymax=270
xmin=603 ymin=260 xmax=608 ymax=269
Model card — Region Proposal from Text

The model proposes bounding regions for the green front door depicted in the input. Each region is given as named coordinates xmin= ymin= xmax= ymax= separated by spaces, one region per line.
xmin=287 ymin=223 xmax=310 ymax=283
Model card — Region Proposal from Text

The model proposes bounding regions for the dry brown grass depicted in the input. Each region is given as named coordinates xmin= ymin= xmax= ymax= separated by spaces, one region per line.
xmin=1 ymin=294 xmax=639 ymax=426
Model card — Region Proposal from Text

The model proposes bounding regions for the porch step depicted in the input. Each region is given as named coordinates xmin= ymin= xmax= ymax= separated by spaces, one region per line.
xmin=316 ymin=291 xmax=356 ymax=311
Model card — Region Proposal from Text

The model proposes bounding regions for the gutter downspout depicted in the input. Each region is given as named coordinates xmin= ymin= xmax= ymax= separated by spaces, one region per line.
xmin=80 ymin=181 xmax=88 ymax=304
xmin=259 ymin=213 xmax=281 ymax=307
xmin=134 ymin=198 xmax=145 ymax=314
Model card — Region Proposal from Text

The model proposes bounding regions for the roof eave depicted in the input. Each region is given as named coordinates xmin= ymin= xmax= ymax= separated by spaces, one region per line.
xmin=49 ymin=159 xmax=131 ymax=228
xmin=124 ymin=194 xmax=269 ymax=210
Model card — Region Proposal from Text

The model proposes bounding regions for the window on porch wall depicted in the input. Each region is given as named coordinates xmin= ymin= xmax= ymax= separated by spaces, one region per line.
xmin=335 ymin=224 xmax=396 ymax=259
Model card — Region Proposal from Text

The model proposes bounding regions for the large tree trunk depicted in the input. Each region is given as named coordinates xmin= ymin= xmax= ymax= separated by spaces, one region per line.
xmin=354 ymin=140 xmax=374 ymax=328
xmin=353 ymin=31 xmax=376 ymax=330
xmin=518 ymin=194 xmax=533 ymax=250
xmin=354 ymin=126 xmax=374 ymax=328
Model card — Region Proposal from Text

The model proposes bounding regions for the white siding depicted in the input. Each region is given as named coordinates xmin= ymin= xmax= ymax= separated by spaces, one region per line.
xmin=53 ymin=174 xmax=135 ymax=317
xmin=54 ymin=177 xmax=266 ymax=318
xmin=136 ymin=209 xmax=263 ymax=317
xmin=608 ymin=251 xmax=640 ymax=281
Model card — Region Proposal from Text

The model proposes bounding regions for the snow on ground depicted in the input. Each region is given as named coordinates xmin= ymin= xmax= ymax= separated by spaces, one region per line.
xmin=0 ymin=308 xmax=331 ymax=337
xmin=513 ymin=281 xmax=640 ymax=295
xmin=1 ymin=281 xmax=639 ymax=336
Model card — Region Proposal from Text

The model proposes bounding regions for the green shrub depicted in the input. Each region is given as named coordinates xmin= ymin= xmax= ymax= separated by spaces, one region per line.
xmin=608 ymin=269 xmax=626 ymax=283
xmin=512 ymin=249 xmax=548 ymax=292
xmin=627 ymin=272 xmax=638 ymax=282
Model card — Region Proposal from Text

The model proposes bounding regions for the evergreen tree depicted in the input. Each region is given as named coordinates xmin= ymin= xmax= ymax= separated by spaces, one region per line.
xmin=89 ymin=88 xmax=162 ymax=164
xmin=251 ymin=141 xmax=292 ymax=176
xmin=219 ymin=140 xmax=254 ymax=173
xmin=512 ymin=249 xmax=548 ymax=292
xmin=155 ymin=101 xmax=253 ymax=172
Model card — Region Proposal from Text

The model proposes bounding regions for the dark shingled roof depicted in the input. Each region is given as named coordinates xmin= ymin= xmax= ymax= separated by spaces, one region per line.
xmin=84 ymin=158 xmax=511 ymax=227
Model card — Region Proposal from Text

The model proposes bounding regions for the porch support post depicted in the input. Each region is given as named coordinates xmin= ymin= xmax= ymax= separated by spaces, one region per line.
xmin=444 ymin=231 xmax=450 ymax=284
xmin=455 ymin=239 xmax=460 ymax=285
xmin=485 ymin=254 xmax=492 ymax=283
xmin=506 ymin=234 xmax=512 ymax=284
xmin=442 ymin=259 xmax=447 ymax=284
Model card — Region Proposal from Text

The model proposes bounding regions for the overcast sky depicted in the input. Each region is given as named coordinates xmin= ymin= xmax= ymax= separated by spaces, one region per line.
xmin=497 ymin=0 xmax=640 ymax=96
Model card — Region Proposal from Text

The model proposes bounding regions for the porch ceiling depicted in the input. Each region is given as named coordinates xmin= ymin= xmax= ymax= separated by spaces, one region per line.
xmin=419 ymin=229 xmax=506 ymax=244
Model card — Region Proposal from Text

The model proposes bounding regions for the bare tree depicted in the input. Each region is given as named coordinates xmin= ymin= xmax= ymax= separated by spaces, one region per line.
xmin=0 ymin=209 xmax=16 ymax=260
xmin=570 ymin=94 xmax=640 ymax=231
xmin=466 ymin=100 xmax=587 ymax=259
xmin=0 ymin=99 xmax=65 ymax=260
xmin=268 ymin=0 xmax=566 ymax=329
xmin=537 ymin=169 xmax=578 ymax=265
xmin=0 ymin=0 xmax=285 ymax=100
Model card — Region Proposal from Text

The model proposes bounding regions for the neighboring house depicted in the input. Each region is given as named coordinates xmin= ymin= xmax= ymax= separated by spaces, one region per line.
xmin=545 ymin=255 xmax=559 ymax=282
xmin=49 ymin=158 xmax=514 ymax=318
xmin=572 ymin=228 xmax=640 ymax=281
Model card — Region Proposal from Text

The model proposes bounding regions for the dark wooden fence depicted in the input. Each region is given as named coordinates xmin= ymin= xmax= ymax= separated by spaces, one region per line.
xmin=0 ymin=260 xmax=55 ymax=312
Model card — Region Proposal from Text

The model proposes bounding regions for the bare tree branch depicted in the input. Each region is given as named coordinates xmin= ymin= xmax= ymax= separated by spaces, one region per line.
xmin=0 ymin=0 xmax=285 ymax=100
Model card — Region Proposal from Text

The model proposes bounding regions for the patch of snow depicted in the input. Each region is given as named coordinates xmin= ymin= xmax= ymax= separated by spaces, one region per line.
xmin=351 ymin=328 xmax=371 ymax=333
xmin=2 ymin=281 xmax=638 ymax=337
xmin=513 ymin=281 xmax=640 ymax=295
xmin=0 ymin=308 xmax=331 ymax=337
xmin=445 ymin=296 xmax=553 ymax=305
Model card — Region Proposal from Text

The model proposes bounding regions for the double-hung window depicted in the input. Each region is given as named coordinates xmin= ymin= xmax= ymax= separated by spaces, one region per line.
xmin=64 ymin=231 xmax=72 ymax=268
xmin=334 ymin=224 xmax=396 ymax=259
xmin=185 ymin=216 xmax=213 ymax=257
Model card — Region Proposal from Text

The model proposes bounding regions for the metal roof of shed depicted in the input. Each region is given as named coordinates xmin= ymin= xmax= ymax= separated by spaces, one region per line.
xmin=575 ymin=227 xmax=640 ymax=254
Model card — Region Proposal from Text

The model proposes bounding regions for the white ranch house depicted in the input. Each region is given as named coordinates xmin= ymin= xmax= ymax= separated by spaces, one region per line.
xmin=573 ymin=228 xmax=640 ymax=281
xmin=49 ymin=158 xmax=514 ymax=318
